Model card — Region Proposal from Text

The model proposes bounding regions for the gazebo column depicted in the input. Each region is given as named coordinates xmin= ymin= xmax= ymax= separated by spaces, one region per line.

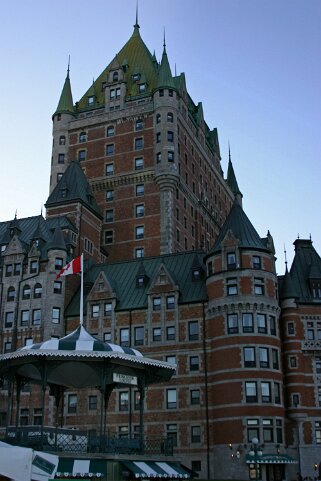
xmin=49 ymin=384 xmax=65 ymax=450
xmin=15 ymin=376 xmax=22 ymax=433
xmin=103 ymin=385 xmax=114 ymax=438
xmin=6 ymin=377 xmax=13 ymax=431
xmin=138 ymin=380 xmax=146 ymax=453
xmin=40 ymin=362 xmax=48 ymax=448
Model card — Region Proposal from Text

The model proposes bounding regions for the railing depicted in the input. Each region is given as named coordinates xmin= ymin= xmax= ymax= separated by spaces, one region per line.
xmin=301 ymin=340 xmax=321 ymax=352
xmin=4 ymin=426 xmax=173 ymax=456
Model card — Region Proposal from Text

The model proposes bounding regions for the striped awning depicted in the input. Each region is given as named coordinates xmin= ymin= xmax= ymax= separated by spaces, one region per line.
xmin=122 ymin=461 xmax=191 ymax=478
xmin=56 ymin=458 xmax=106 ymax=477
xmin=20 ymin=325 xmax=142 ymax=356
xmin=246 ymin=453 xmax=298 ymax=464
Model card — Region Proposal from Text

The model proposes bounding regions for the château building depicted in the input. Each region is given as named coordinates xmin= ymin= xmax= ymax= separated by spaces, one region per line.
xmin=1 ymin=16 xmax=321 ymax=481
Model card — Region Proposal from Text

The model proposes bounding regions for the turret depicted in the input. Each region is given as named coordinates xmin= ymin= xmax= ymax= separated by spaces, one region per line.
xmin=50 ymin=63 xmax=75 ymax=194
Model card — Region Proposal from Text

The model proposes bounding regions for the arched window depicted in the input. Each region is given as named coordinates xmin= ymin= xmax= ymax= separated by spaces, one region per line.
xmin=23 ymin=285 xmax=31 ymax=300
xmin=106 ymin=126 xmax=115 ymax=137
xmin=113 ymin=71 xmax=119 ymax=82
xmin=79 ymin=132 xmax=87 ymax=143
xmin=167 ymin=112 xmax=174 ymax=123
xmin=7 ymin=286 xmax=15 ymax=302
xmin=34 ymin=283 xmax=42 ymax=299
xmin=59 ymin=135 xmax=66 ymax=145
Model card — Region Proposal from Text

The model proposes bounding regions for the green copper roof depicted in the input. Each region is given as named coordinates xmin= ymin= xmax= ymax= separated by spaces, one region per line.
xmin=54 ymin=70 xmax=74 ymax=117
xmin=77 ymin=24 xmax=159 ymax=110
xmin=227 ymin=158 xmax=242 ymax=197
xmin=156 ymin=46 xmax=175 ymax=89
xmin=286 ymin=239 xmax=321 ymax=302
xmin=45 ymin=161 xmax=102 ymax=219
xmin=65 ymin=250 xmax=207 ymax=317
xmin=279 ymin=267 xmax=298 ymax=300
xmin=209 ymin=201 xmax=269 ymax=255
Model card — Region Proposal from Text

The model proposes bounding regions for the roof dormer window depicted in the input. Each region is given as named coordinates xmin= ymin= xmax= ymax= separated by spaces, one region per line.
xmin=88 ymin=96 xmax=95 ymax=106
xmin=132 ymin=73 xmax=141 ymax=81
xmin=139 ymin=83 xmax=146 ymax=93
xmin=113 ymin=71 xmax=119 ymax=82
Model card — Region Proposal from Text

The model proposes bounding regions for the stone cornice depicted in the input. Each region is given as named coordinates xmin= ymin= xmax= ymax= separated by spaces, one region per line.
xmin=90 ymin=170 xmax=155 ymax=191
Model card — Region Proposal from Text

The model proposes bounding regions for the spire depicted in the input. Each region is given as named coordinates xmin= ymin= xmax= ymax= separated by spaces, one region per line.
xmin=226 ymin=148 xmax=243 ymax=206
xmin=156 ymin=32 xmax=175 ymax=89
xmin=47 ymin=226 xmax=67 ymax=253
xmin=280 ymin=266 xmax=298 ymax=300
xmin=53 ymin=61 xmax=75 ymax=118
xmin=133 ymin=0 xmax=140 ymax=36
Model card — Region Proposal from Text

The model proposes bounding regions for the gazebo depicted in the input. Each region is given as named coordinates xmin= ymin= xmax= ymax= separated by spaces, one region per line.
xmin=0 ymin=325 xmax=176 ymax=459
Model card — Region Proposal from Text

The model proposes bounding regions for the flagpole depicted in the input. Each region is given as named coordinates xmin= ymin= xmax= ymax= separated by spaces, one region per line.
xmin=80 ymin=253 xmax=84 ymax=326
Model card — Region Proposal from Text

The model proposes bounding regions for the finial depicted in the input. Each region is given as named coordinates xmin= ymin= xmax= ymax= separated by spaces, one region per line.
xmin=163 ymin=27 xmax=166 ymax=49
xmin=67 ymin=55 xmax=70 ymax=78
xmin=310 ymin=233 xmax=312 ymax=241
xmin=284 ymin=244 xmax=288 ymax=270
xmin=175 ymin=63 xmax=177 ymax=76
xmin=134 ymin=0 xmax=139 ymax=28
xmin=14 ymin=209 xmax=17 ymax=219
xmin=228 ymin=142 xmax=231 ymax=162
xmin=40 ymin=204 xmax=43 ymax=216
xmin=297 ymin=234 xmax=300 ymax=239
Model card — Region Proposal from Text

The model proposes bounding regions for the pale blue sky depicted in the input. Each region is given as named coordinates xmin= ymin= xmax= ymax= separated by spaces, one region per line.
xmin=0 ymin=0 xmax=320 ymax=273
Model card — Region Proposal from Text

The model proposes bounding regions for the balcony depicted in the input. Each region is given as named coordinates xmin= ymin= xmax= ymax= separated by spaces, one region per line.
xmin=3 ymin=425 xmax=173 ymax=457
xmin=301 ymin=339 xmax=321 ymax=352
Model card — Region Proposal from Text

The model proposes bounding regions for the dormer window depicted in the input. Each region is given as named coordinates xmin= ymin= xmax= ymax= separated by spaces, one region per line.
xmin=136 ymin=275 xmax=145 ymax=288
xmin=88 ymin=96 xmax=95 ymax=106
xmin=132 ymin=73 xmax=141 ymax=81
xmin=192 ymin=268 xmax=201 ymax=281
xmin=312 ymin=281 xmax=321 ymax=299
xmin=60 ymin=188 xmax=68 ymax=198
xmin=139 ymin=83 xmax=146 ymax=93
xmin=113 ymin=71 xmax=119 ymax=82
xmin=227 ymin=252 xmax=236 ymax=269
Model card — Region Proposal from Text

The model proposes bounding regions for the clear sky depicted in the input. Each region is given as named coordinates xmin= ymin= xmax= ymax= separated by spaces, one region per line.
xmin=0 ymin=0 xmax=320 ymax=274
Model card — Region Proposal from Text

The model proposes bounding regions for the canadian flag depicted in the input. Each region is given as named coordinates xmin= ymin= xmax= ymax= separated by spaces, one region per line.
xmin=56 ymin=255 xmax=82 ymax=280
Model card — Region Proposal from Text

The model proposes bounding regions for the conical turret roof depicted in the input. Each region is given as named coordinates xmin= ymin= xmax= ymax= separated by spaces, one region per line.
xmin=209 ymin=201 xmax=268 ymax=255
xmin=45 ymin=162 xmax=102 ymax=218
xmin=156 ymin=45 xmax=175 ymax=89
xmin=47 ymin=226 xmax=67 ymax=252
xmin=227 ymin=158 xmax=242 ymax=198
xmin=53 ymin=68 xmax=74 ymax=117
xmin=280 ymin=267 xmax=298 ymax=300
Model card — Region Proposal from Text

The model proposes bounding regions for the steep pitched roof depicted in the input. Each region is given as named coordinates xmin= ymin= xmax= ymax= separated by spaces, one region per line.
xmin=156 ymin=45 xmax=175 ymax=89
xmin=77 ymin=24 xmax=158 ymax=110
xmin=53 ymin=69 xmax=74 ymax=117
xmin=279 ymin=267 xmax=298 ymax=300
xmin=209 ymin=202 xmax=269 ymax=255
xmin=45 ymin=162 xmax=102 ymax=218
xmin=288 ymin=239 xmax=321 ymax=302
xmin=227 ymin=158 xmax=242 ymax=198
xmin=65 ymin=251 xmax=207 ymax=317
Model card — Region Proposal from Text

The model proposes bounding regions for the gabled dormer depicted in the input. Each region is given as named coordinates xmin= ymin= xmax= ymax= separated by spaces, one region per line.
xmin=148 ymin=263 xmax=178 ymax=295
xmin=136 ymin=261 xmax=149 ymax=288
xmin=87 ymin=271 xmax=117 ymax=302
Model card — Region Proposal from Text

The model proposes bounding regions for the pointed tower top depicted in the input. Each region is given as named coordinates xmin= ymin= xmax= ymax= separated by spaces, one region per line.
xmin=226 ymin=152 xmax=243 ymax=206
xmin=156 ymin=33 xmax=175 ymax=90
xmin=133 ymin=0 xmax=140 ymax=35
xmin=163 ymin=28 xmax=166 ymax=50
xmin=67 ymin=55 xmax=70 ymax=78
xmin=53 ymin=64 xmax=75 ymax=118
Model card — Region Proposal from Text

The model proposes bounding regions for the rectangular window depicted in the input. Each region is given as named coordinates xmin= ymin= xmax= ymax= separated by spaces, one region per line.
xmin=190 ymin=356 xmax=199 ymax=371
xmin=30 ymin=260 xmax=38 ymax=274
xmin=106 ymin=163 xmax=114 ymax=176
xmin=166 ymin=355 xmax=176 ymax=365
xmin=244 ymin=347 xmax=256 ymax=367
xmin=135 ymin=157 xmax=143 ymax=170
xmin=54 ymin=281 xmax=62 ymax=294
xmin=272 ymin=349 xmax=279 ymax=370
xmin=119 ymin=391 xmax=129 ymax=411
xmin=136 ymin=184 xmax=144 ymax=196
xmin=261 ymin=382 xmax=271 ymax=402
xmin=191 ymin=426 xmax=201 ymax=443
xmin=105 ymin=230 xmax=113 ymax=244
xmin=4 ymin=341 xmax=12 ymax=353
xmin=263 ymin=419 xmax=273 ymax=442
xmin=78 ymin=150 xmax=86 ymax=161
xmin=5 ymin=264 xmax=13 ymax=277
xmin=135 ymin=225 xmax=144 ymax=239
xmin=259 ymin=347 xmax=269 ymax=368
xmin=166 ymin=295 xmax=175 ymax=309
xmin=167 ymin=131 xmax=174 ymax=142
xmin=156 ymin=132 xmax=161 ymax=143
xmin=270 ymin=315 xmax=276 ymax=335
xmin=134 ymin=327 xmax=144 ymax=346
xmin=257 ymin=314 xmax=267 ymax=333
xmin=153 ymin=327 xmax=161 ymax=342
xmin=55 ymin=257 xmax=63 ymax=270
xmin=168 ymin=151 xmax=174 ymax=162
xmin=166 ymin=326 xmax=175 ymax=341
xmin=67 ymin=394 xmax=77 ymax=414
xmin=106 ymin=144 xmax=114 ymax=156
xmin=166 ymin=424 xmax=177 ymax=447
xmin=315 ymin=422 xmax=321 ymax=444
xmin=135 ymin=138 xmax=143 ymax=150
xmin=33 ymin=408 xmax=42 ymax=426
xmin=227 ymin=278 xmax=237 ymax=295
xmin=88 ymin=395 xmax=97 ymax=411
xmin=21 ymin=310 xmax=30 ymax=327
xmin=135 ymin=119 xmax=144 ymax=130
xmin=52 ymin=307 xmax=60 ymax=324
xmin=254 ymin=277 xmax=265 ymax=295
xmin=242 ymin=313 xmax=253 ymax=333
xmin=227 ymin=314 xmax=238 ymax=334
xmin=274 ymin=383 xmax=281 ymax=404
xmin=20 ymin=409 xmax=29 ymax=426
xmin=14 ymin=263 xmax=21 ymax=275
xmin=287 ymin=322 xmax=295 ymax=335
xmin=135 ymin=204 xmax=144 ymax=217
xmin=135 ymin=247 xmax=144 ymax=258
xmin=190 ymin=389 xmax=200 ymax=405
xmin=227 ymin=252 xmax=236 ymax=269
xmin=253 ymin=256 xmax=261 ymax=269
xmin=32 ymin=309 xmax=41 ymax=326
xmin=120 ymin=328 xmax=129 ymax=347
xmin=189 ymin=321 xmax=199 ymax=340
xmin=91 ymin=304 xmax=100 ymax=318
xmin=58 ymin=153 xmax=65 ymax=164
xmin=104 ymin=303 xmax=112 ymax=317
xmin=106 ymin=190 xmax=114 ymax=202
xmin=166 ymin=388 xmax=177 ymax=409
xmin=105 ymin=209 xmax=114 ymax=223
xmin=245 ymin=382 xmax=257 ymax=402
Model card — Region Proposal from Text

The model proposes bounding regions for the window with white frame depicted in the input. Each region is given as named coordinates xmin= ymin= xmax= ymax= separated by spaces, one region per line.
xmin=166 ymin=388 xmax=177 ymax=409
